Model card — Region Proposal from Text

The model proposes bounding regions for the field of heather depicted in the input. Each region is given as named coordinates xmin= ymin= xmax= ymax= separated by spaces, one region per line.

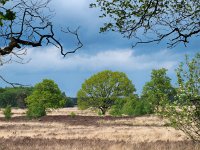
xmin=0 ymin=107 xmax=199 ymax=150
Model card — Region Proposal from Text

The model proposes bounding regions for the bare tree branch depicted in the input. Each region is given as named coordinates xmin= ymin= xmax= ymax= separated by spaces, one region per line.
xmin=0 ymin=75 xmax=30 ymax=87
xmin=0 ymin=0 xmax=83 ymax=86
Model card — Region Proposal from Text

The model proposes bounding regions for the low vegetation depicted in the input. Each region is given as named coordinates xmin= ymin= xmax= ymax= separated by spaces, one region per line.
xmin=0 ymin=108 xmax=199 ymax=150
xmin=109 ymin=96 xmax=153 ymax=116
xmin=3 ymin=105 xmax=12 ymax=120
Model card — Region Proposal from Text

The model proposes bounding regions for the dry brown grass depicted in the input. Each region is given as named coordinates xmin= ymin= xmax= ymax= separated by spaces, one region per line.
xmin=0 ymin=107 xmax=199 ymax=150
xmin=0 ymin=137 xmax=199 ymax=150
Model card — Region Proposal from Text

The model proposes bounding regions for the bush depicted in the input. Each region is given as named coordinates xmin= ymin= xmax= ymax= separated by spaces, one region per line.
xmin=70 ymin=112 xmax=76 ymax=117
xmin=109 ymin=98 xmax=126 ymax=116
xmin=26 ymin=102 xmax=46 ymax=119
xmin=110 ymin=96 xmax=153 ymax=116
xmin=122 ymin=99 xmax=153 ymax=116
xmin=3 ymin=105 xmax=12 ymax=120
xmin=132 ymin=100 xmax=153 ymax=116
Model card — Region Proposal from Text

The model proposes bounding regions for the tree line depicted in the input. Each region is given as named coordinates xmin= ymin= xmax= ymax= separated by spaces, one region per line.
xmin=0 ymin=87 xmax=75 ymax=109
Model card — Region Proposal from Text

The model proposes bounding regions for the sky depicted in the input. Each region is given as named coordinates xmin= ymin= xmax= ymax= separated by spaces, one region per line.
xmin=0 ymin=0 xmax=199 ymax=97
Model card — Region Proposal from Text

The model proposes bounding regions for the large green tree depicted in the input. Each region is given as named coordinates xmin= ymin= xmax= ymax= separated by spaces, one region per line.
xmin=77 ymin=70 xmax=135 ymax=115
xmin=91 ymin=0 xmax=200 ymax=47
xmin=26 ymin=79 xmax=65 ymax=118
xmin=141 ymin=68 xmax=176 ymax=112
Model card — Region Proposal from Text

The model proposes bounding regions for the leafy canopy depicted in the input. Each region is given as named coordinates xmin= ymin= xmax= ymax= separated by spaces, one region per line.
xmin=26 ymin=79 xmax=65 ymax=118
xmin=141 ymin=68 xmax=176 ymax=112
xmin=91 ymin=0 xmax=200 ymax=47
xmin=77 ymin=70 xmax=135 ymax=115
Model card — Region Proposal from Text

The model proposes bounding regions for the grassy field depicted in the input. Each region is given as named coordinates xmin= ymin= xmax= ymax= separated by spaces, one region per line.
xmin=0 ymin=107 xmax=199 ymax=150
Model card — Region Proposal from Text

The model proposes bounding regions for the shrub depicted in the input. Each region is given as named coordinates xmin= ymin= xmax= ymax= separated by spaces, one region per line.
xmin=132 ymin=100 xmax=153 ymax=116
xmin=26 ymin=101 xmax=46 ymax=119
xmin=70 ymin=112 xmax=76 ymax=117
xmin=109 ymin=98 xmax=127 ymax=116
xmin=110 ymin=96 xmax=153 ymax=116
xmin=122 ymin=98 xmax=153 ymax=116
xmin=3 ymin=105 xmax=12 ymax=120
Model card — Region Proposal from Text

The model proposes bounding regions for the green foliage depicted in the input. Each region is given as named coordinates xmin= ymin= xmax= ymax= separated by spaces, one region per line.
xmin=62 ymin=92 xmax=75 ymax=107
xmin=110 ymin=96 xmax=153 ymax=116
xmin=65 ymin=98 xmax=74 ymax=107
xmin=141 ymin=68 xmax=176 ymax=112
xmin=163 ymin=53 xmax=200 ymax=141
xmin=97 ymin=110 xmax=103 ymax=116
xmin=26 ymin=79 xmax=65 ymax=118
xmin=77 ymin=70 xmax=135 ymax=115
xmin=109 ymin=98 xmax=127 ymax=116
xmin=90 ymin=0 xmax=199 ymax=47
xmin=0 ymin=87 xmax=33 ymax=108
xmin=0 ymin=0 xmax=16 ymax=26
xmin=3 ymin=105 xmax=12 ymax=120
xmin=26 ymin=102 xmax=46 ymax=119
xmin=70 ymin=112 xmax=76 ymax=118
xmin=123 ymin=100 xmax=153 ymax=116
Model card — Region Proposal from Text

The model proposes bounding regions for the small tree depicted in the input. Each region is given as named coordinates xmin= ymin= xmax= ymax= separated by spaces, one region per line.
xmin=141 ymin=68 xmax=176 ymax=112
xmin=77 ymin=70 xmax=136 ymax=115
xmin=164 ymin=53 xmax=200 ymax=141
xmin=26 ymin=79 xmax=65 ymax=118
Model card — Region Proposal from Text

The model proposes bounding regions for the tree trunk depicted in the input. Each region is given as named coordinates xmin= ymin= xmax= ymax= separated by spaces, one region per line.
xmin=99 ymin=107 xmax=107 ymax=115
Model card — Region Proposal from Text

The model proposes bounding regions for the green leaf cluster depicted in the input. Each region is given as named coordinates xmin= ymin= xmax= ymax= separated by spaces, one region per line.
xmin=0 ymin=0 xmax=16 ymax=26
xmin=91 ymin=0 xmax=200 ymax=47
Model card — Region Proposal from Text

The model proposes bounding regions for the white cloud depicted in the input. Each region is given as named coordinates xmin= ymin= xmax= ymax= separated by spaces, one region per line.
xmin=1 ymin=47 xmax=180 ymax=73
